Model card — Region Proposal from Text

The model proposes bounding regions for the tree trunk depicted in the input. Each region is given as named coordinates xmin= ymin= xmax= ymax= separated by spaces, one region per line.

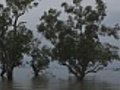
xmin=6 ymin=66 xmax=14 ymax=81
xmin=0 ymin=64 xmax=6 ymax=77
xmin=7 ymin=70 xmax=13 ymax=81
xmin=79 ymin=72 xmax=85 ymax=81
xmin=31 ymin=64 xmax=39 ymax=77
xmin=63 ymin=63 xmax=86 ymax=81
xmin=34 ymin=70 xmax=39 ymax=77
xmin=0 ymin=69 xmax=6 ymax=77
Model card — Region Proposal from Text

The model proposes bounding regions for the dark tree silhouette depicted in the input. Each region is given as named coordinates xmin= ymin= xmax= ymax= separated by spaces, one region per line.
xmin=0 ymin=0 xmax=39 ymax=80
xmin=30 ymin=39 xmax=50 ymax=77
xmin=37 ymin=0 xmax=120 ymax=80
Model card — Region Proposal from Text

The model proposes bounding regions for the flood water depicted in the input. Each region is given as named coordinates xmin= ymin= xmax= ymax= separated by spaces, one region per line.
xmin=0 ymin=63 xmax=120 ymax=90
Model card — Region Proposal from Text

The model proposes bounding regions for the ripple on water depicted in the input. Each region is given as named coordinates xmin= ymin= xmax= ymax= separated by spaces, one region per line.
xmin=0 ymin=67 xmax=120 ymax=90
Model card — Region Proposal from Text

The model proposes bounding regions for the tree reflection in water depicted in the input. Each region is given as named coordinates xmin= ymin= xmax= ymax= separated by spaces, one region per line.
xmin=0 ymin=68 xmax=119 ymax=90
xmin=30 ymin=74 xmax=49 ymax=89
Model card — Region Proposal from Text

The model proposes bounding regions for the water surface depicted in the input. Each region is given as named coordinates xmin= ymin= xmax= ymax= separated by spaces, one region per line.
xmin=0 ymin=65 xmax=120 ymax=90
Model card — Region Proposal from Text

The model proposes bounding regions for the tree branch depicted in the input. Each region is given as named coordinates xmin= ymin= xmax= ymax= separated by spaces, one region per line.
xmin=61 ymin=62 xmax=81 ymax=78
xmin=85 ymin=63 xmax=103 ymax=74
xmin=13 ymin=11 xmax=25 ymax=35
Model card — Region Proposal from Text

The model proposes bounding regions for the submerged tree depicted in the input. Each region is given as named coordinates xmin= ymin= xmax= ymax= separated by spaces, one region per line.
xmin=0 ymin=0 xmax=39 ymax=80
xmin=38 ymin=0 xmax=120 ymax=80
xmin=29 ymin=39 xmax=50 ymax=77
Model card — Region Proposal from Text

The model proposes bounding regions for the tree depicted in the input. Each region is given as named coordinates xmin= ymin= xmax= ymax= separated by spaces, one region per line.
xmin=0 ymin=0 xmax=38 ymax=80
xmin=37 ymin=0 xmax=120 ymax=80
xmin=29 ymin=39 xmax=50 ymax=77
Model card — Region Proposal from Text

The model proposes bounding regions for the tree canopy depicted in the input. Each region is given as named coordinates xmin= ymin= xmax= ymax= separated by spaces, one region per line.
xmin=37 ymin=0 xmax=120 ymax=80
xmin=0 ymin=0 xmax=49 ymax=80
xmin=0 ymin=0 xmax=120 ymax=81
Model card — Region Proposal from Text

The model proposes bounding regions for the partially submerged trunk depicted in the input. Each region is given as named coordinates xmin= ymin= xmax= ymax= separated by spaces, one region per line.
xmin=6 ymin=65 xmax=14 ymax=81
xmin=62 ymin=63 xmax=86 ymax=81
xmin=0 ymin=64 xmax=6 ymax=77
xmin=77 ymin=71 xmax=85 ymax=81
xmin=1 ymin=66 xmax=15 ymax=80
xmin=31 ymin=64 xmax=39 ymax=77
xmin=70 ymin=68 xmax=85 ymax=81
xmin=1 ymin=69 xmax=6 ymax=77
xmin=7 ymin=70 xmax=13 ymax=81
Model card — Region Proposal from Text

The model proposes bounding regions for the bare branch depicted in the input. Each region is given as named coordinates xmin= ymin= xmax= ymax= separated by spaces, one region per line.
xmin=85 ymin=63 xmax=103 ymax=74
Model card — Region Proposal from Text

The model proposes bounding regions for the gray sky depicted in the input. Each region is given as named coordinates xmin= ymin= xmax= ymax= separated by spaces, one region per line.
xmin=0 ymin=0 xmax=119 ymax=29
xmin=19 ymin=0 xmax=120 ymax=29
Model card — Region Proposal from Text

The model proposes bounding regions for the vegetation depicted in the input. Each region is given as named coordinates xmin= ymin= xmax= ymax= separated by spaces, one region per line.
xmin=37 ymin=0 xmax=120 ymax=80
xmin=0 ymin=0 xmax=49 ymax=80
xmin=0 ymin=0 xmax=120 ymax=81
xmin=30 ymin=39 xmax=50 ymax=76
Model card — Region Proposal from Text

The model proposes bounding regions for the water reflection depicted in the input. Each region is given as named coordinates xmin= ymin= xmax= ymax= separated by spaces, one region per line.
xmin=0 ymin=68 xmax=120 ymax=90
xmin=30 ymin=74 xmax=49 ymax=90
xmin=0 ymin=77 xmax=20 ymax=90
xmin=45 ymin=76 xmax=116 ymax=90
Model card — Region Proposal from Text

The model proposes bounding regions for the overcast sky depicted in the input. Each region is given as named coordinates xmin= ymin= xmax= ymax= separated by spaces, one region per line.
xmin=10 ymin=0 xmax=118 ymax=30
xmin=0 ymin=0 xmax=119 ymax=29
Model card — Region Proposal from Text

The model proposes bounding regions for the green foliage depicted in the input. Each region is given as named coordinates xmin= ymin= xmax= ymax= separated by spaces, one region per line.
xmin=0 ymin=0 xmax=40 ymax=80
xmin=31 ymin=46 xmax=50 ymax=71
xmin=29 ymin=39 xmax=50 ymax=76
xmin=38 ymin=0 xmax=120 ymax=80
xmin=6 ymin=0 xmax=38 ymax=11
